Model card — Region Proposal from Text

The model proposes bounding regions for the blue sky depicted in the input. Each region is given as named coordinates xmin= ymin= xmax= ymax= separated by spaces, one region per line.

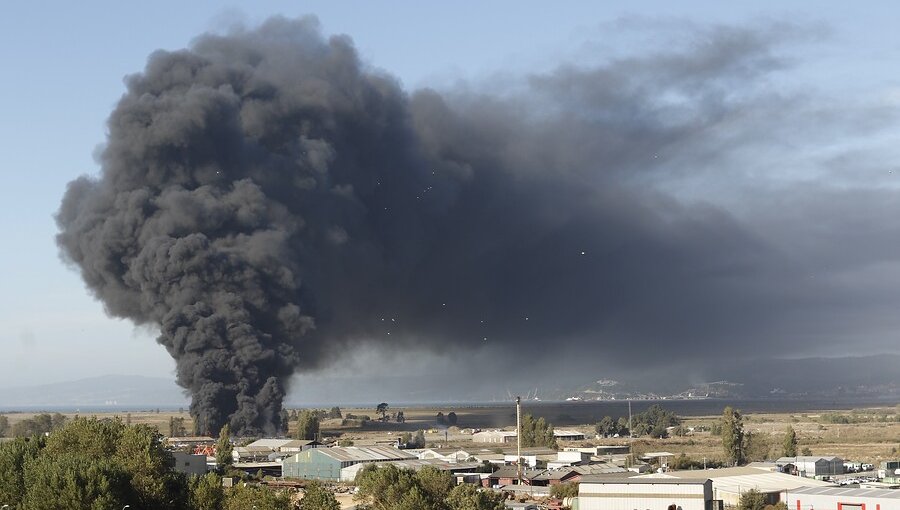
xmin=1 ymin=1 xmax=900 ymax=390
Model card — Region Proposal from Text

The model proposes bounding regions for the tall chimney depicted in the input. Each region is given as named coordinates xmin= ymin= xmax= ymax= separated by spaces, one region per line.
xmin=516 ymin=395 xmax=522 ymax=485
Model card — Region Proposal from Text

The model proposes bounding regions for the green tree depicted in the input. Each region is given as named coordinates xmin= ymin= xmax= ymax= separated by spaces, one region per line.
xmin=169 ymin=416 xmax=187 ymax=437
xmin=738 ymin=488 xmax=768 ymax=510
xmin=356 ymin=464 xmax=421 ymax=510
xmin=188 ymin=472 xmax=225 ymax=510
xmin=21 ymin=453 xmax=134 ymax=510
xmin=415 ymin=466 xmax=454 ymax=503
xmin=801 ymin=446 xmax=812 ymax=456
xmin=520 ymin=414 xmax=558 ymax=449
xmin=595 ymin=416 xmax=619 ymax=437
xmin=396 ymin=410 xmax=405 ymax=423
xmin=377 ymin=403 xmax=390 ymax=422
xmin=395 ymin=485 xmax=432 ymax=510
xmin=328 ymin=406 xmax=343 ymax=419
xmin=783 ymin=426 xmax=798 ymax=457
xmin=0 ymin=414 xmax=8 ymax=436
xmin=299 ymin=481 xmax=340 ymax=510
xmin=445 ymin=483 xmax=506 ymax=510
xmin=722 ymin=406 xmax=746 ymax=466
xmin=44 ymin=417 xmax=186 ymax=509
xmin=216 ymin=424 xmax=233 ymax=468
xmin=550 ymin=481 xmax=579 ymax=499
xmin=447 ymin=412 xmax=458 ymax=426
xmin=224 ymin=483 xmax=292 ymax=510
xmin=295 ymin=409 xmax=321 ymax=441
xmin=0 ymin=436 xmax=44 ymax=506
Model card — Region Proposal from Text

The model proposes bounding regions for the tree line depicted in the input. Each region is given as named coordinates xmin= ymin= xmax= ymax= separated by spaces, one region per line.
xmin=0 ymin=416 xmax=356 ymax=509
xmin=355 ymin=463 xmax=506 ymax=510
xmin=594 ymin=404 xmax=680 ymax=439
xmin=0 ymin=413 xmax=67 ymax=438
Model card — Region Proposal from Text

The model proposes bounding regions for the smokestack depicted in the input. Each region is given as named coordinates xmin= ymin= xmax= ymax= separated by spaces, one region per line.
xmin=516 ymin=395 xmax=522 ymax=485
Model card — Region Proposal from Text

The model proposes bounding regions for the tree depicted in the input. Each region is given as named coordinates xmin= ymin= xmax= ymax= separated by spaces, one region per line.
xmin=627 ymin=405 xmax=680 ymax=437
xmin=801 ymin=446 xmax=812 ymax=456
xmin=355 ymin=464 xmax=421 ymax=510
xmin=447 ymin=412 xmax=458 ymax=426
xmin=520 ymin=413 xmax=558 ymax=449
xmin=188 ymin=473 xmax=224 ymax=510
xmin=169 ymin=416 xmax=188 ymax=437
xmin=295 ymin=410 xmax=321 ymax=441
xmin=595 ymin=416 xmax=619 ymax=437
xmin=550 ymin=481 xmax=579 ymax=499
xmin=299 ymin=481 xmax=340 ymax=510
xmin=377 ymin=403 xmax=390 ymax=422
xmin=738 ymin=488 xmax=768 ymax=510
xmin=783 ymin=426 xmax=798 ymax=457
xmin=21 ymin=453 xmax=134 ymax=510
xmin=224 ymin=483 xmax=292 ymax=510
xmin=0 ymin=436 xmax=43 ymax=506
xmin=0 ymin=414 xmax=8 ymax=437
xmin=445 ymin=483 xmax=507 ymax=510
xmin=415 ymin=466 xmax=454 ymax=503
xmin=328 ymin=406 xmax=343 ymax=419
xmin=436 ymin=412 xmax=446 ymax=425
xmin=396 ymin=410 xmax=405 ymax=423
xmin=355 ymin=464 xmax=447 ymax=510
xmin=722 ymin=407 xmax=746 ymax=466
xmin=216 ymin=424 xmax=233 ymax=468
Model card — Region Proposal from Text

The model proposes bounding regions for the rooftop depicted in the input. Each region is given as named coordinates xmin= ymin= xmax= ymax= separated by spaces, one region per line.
xmin=791 ymin=486 xmax=900 ymax=499
xmin=311 ymin=445 xmax=415 ymax=463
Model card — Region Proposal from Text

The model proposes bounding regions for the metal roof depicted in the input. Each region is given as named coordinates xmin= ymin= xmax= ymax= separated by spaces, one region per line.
xmin=313 ymin=445 xmax=415 ymax=463
xmin=790 ymin=486 xmax=900 ymax=499
xmin=247 ymin=438 xmax=315 ymax=449
xmin=582 ymin=477 xmax=711 ymax=485
xmin=640 ymin=466 xmax=833 ymax=493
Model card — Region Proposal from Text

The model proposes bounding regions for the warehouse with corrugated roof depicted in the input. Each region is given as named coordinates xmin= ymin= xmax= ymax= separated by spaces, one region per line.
xmin=786 ymin=486 xmax=900 ymax=510
xmin=282 ymin=445 xmax=415 ymax=481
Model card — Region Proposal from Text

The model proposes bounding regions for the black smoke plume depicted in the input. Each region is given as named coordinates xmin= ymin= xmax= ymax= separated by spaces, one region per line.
xmin=57 ymin=17 xmax=894 ymax=432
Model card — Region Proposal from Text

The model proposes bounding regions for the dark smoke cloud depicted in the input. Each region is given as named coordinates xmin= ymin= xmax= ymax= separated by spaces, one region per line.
xmin=57 ymin=16 xmax=900 ymax=431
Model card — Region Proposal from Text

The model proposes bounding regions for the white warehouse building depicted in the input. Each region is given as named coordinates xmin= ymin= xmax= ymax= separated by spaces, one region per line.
xmin=578 ymin=478 xmax=714 ymax=510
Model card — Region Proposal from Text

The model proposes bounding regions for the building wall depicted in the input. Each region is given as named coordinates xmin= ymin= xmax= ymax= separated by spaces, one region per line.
xmin=786 ymin=492 xmax=900 ymax=510
xmin=172 ymin=452 xmax=207 ymax=477
xmin=578 ymin=481 xmax=713 ymax=510
xmin=282 ymin=449 xmax=342 ymax=481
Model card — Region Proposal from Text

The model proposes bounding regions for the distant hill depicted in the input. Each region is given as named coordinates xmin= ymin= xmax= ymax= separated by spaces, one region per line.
xmin=0 ymin=374 xmax=188 ymax=408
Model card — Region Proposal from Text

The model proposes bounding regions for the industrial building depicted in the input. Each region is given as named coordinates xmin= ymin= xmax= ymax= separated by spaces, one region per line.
xmin=338 ymin=459 xmax=482 ymax=482
xmin=881 ymin=460 xmax=900 ymax=484
xmin=281 ymin=445 xmax=415 ymax=481
xmin=785 ymin=486 xmax=900 ymax=510
xmin=638 ymin=466 xmax=834 ymax=507
xmin=233 ymin=438 xmax=322 ymax=463
xmin=578 ymin=477 xmax=714 ymax=510
xmin=776 ymin=456 xmax=844 ymax=478
xmin=473 ymin=430 xmax=519 ymax=443
xmin=472 ymin=429 xmax=585 ymax=443
xmin=171 ymin=452 xmax=207 ymax=476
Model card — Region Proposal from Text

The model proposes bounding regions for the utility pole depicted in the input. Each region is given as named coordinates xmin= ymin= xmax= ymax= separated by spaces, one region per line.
xmin=516 ymin=396 xmax=522 ymax=486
